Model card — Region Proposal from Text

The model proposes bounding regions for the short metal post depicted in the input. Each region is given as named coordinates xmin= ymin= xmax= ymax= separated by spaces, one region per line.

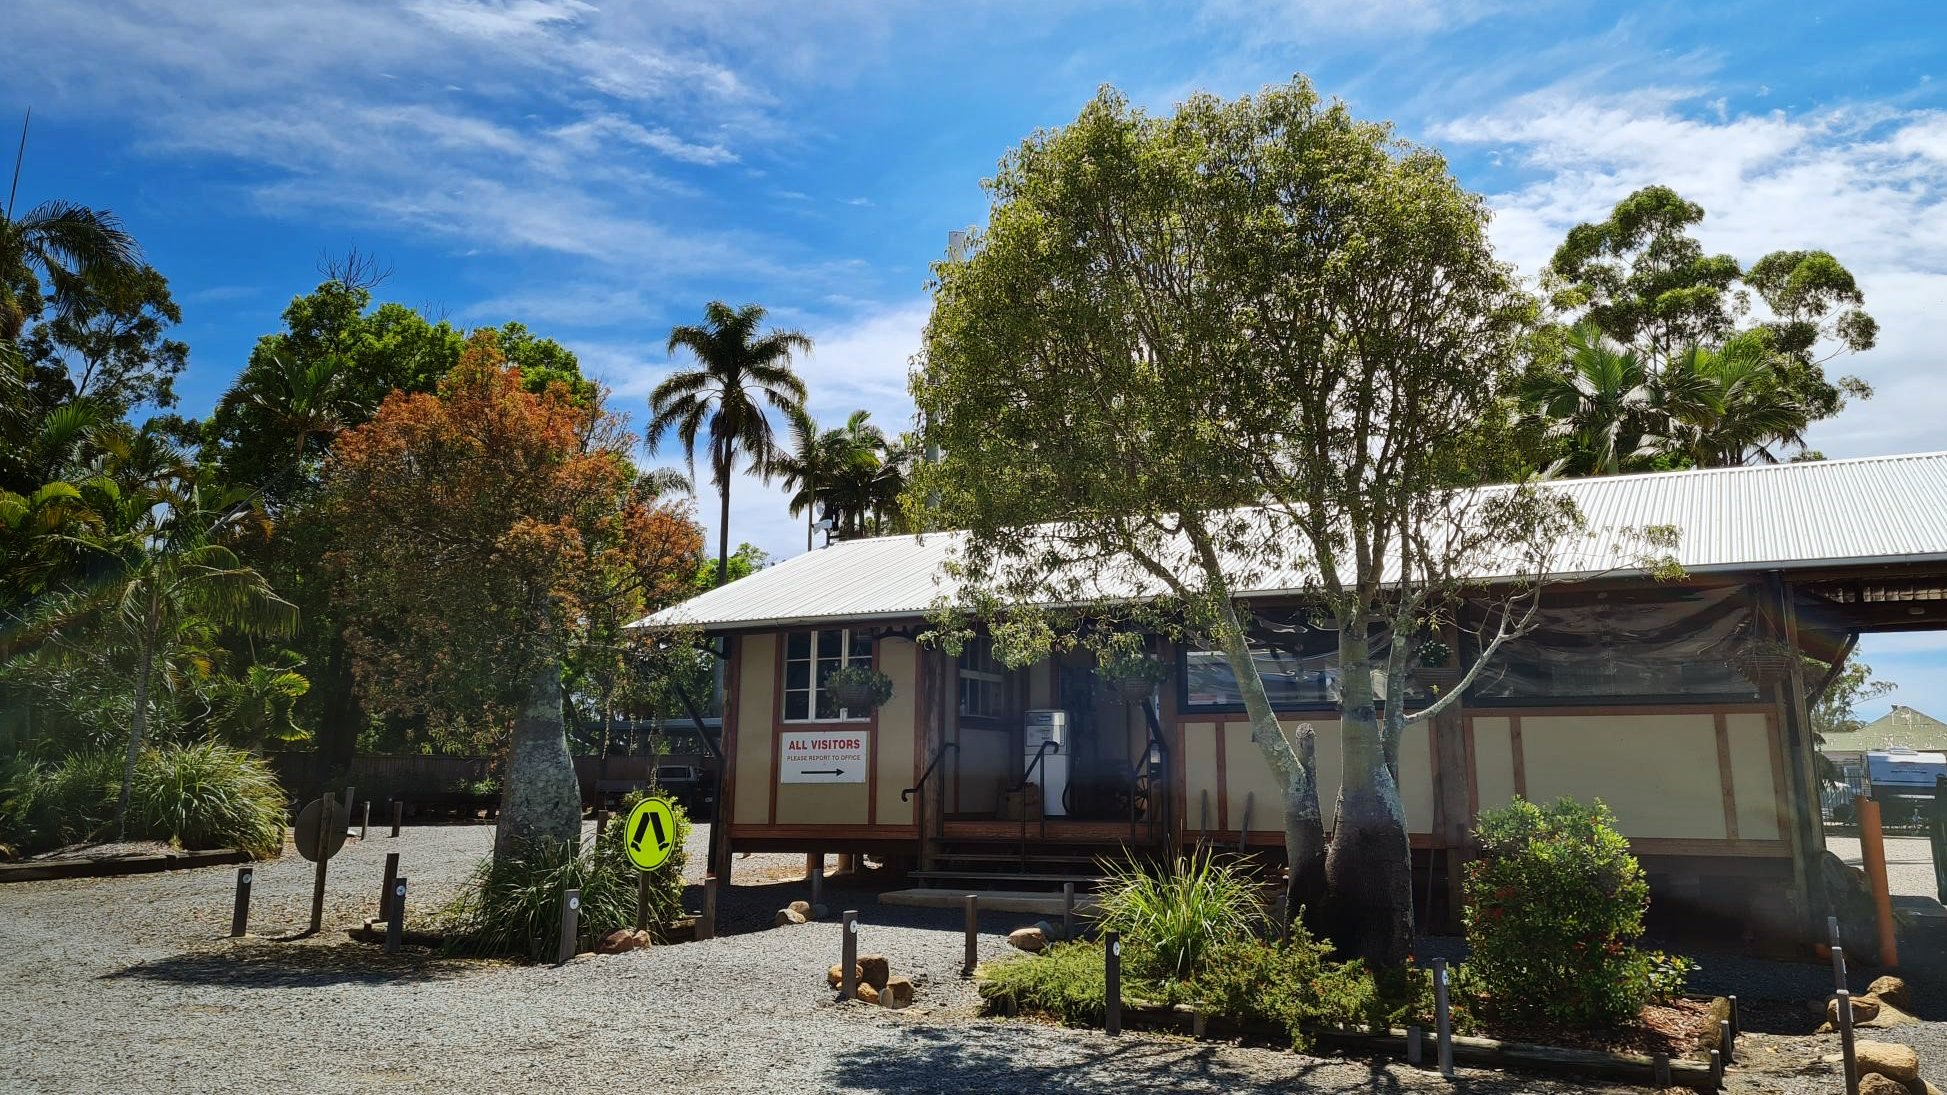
xmin=1836 ymin=990 xmax=1859 ymax=1095
xmin=1105 ymin=930 xmax=1122 ymax=1036
xmin=230 ymin=867 xmax=253 ymax=937
xmin=360 ymin=801 xmax=370 ymax=841
xmin=1728 ymin=994 xmax=1740 ymax=1037
xmin=309 ymin=790 xmax=334 ymax=935
xmin=1062 ymin=882 xmax=1075 ymax=942
xmin=1192 ymin=1008 xmax=1206 ymax=1040
xmin=1720 ymin=1018 xmax=1735 ymax=1065
xmin=1653 ymin=1054 xmax=1672 ymax=1088
xmin=390 ymin=800 xmax=403 ymax=837
xmin=385 ymin=879 xmax=407 ymax=954
xmin=809 ymin=852 xmax=824 ymax=910
xmin=380 ymin=852 xmax=399 ymax=921
xmin=1709 ymin=1049 xmax=1723 ymax=1090
xmin=1832 ymin=944 xmax=1849 ymax=993
xmin=344 ymin=786 xmax=355 ymax=828
xmin=962 ymin=895 xmax=979 ymax=976
xmin=557 ymin=888 xmax=580 ymax=965
xmin=1433 ymin=957 xmax=1454 ymax=1078
xmin=635 ymin=869 xmax=651 ymax=931
xmin=698 ymin=876 xmax=718 ymax=941
xmin=1406 ymin=1026 xmax=1423 ymax=1066
xmin=841 ymin=910 xmax=860 ymax=1000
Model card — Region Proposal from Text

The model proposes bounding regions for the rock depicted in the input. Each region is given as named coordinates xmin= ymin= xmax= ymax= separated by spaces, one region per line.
xmin=853 ymin=982 xmax=880 ymax=1004
xmin=1868 ymin=976 xmax=1911 ymax=1010
xmin=1008 ymin=926 xmax=1046 ymax=953
xmin=788 ymin=900 xmax=812 ymax=918
xmin=1820 ymin=851 xmax=1884 ymax=964
xmin=858 ymin=954 xmax=890 ymax=990
xmin=1831 ymin=994 xmax=1883 ymax=1025
xmin=1861 ymin=1075 xmax=1910 ymax=1095
xmin=774 ymin=908 xmax=807 ymax=927
xmin=828 ymin=963 xmax=862 ymax=989
xmin=1856 ymin=1041 xmax=1920 ymax=1085
xmin=881 ymin=975 xmax=914 ymax=1009
xmin=594 ymin=928 xmax=651 ymax=954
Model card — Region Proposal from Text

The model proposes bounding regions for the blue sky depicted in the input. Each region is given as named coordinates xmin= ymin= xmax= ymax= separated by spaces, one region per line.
xmin=5 ymin=0 xmax=1946 ymax=719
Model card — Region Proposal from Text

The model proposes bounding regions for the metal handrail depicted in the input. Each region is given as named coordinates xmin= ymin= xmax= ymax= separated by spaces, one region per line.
xmin=1140 ymin=693 xmax=1175 ymax=851
xmin=1011 ymin=739 xmax=1060 ymax=871
xmin=901 ymin=742 xmax=958 ymax=846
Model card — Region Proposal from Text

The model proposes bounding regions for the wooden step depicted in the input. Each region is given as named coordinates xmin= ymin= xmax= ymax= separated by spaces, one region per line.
xmin=934 ymin=852 xmax=1101 ymax=864
xmin=880 ymin=888 xmax=1103 ymax=915
xmin=909 ymin=869 xmax=1103 ymax=886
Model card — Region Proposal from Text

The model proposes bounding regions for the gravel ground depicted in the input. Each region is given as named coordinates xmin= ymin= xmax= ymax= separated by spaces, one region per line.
xmin=1828 ymin=834 xmax=1941 ymax=900
xmin=2 ymin=822 xmax=1666 ymax=1095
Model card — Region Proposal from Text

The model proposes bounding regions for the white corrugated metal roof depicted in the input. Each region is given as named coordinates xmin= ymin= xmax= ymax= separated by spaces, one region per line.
xmin=635 ymin=451 xmax=1947 ymax=632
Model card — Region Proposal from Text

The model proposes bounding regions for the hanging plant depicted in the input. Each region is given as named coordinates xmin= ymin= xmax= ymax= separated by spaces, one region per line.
xmin=1725 ymin=638 xmax=1795 ymax=686
xmin=1096 ymin=643 xmax=1169 ymax=700
xmin=825 ymin=665 xmax=894 ymax=712
xmin=1418 ymin=640 xmax=1452 ymax=669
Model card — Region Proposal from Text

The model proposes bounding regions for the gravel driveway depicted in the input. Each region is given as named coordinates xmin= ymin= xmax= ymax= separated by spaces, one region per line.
xmin=2 ymin=822 xmax=1664 ymax=1095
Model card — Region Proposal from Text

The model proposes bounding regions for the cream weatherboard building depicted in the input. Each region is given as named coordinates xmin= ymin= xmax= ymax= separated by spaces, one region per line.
xmin=637 ymin=453 xmax=1947 ymax=942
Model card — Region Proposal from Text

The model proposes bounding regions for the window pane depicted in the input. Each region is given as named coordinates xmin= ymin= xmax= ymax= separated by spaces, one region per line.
xmin=849 ymin=632 xmax=873 ymax=667
xmin=784 ymin=690 xmax=809 ymax=721
xmin=787 ymin=631 xmax=811 ymax=660
xmin=785 ymin=661 xmax=810 ymax=691
xmin=815 ymin=690 xmax=838 ymax=720
xmin=817 ymin=629 xmax=843 ymax=659
xmin=1184 ymin=648 xmax=1338 ymax=707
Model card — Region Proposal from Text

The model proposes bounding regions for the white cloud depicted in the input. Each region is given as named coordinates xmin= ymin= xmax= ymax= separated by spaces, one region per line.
xmin=1436 ymin=89 xmax=1947 ymax=458
xmin=1199 ymin=0 xmax=1516 ymax=39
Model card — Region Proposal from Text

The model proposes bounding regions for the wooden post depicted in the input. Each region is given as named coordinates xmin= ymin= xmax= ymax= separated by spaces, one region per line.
xmin=810 ymin=852 xmax=824 ymax=910
xmin=1720 ymin=1018 xmax=1735 ymax=1065
xmin=1062 ymin=882 xmax=1075 ymax=942
xmin=962 ymin=895 xmax=978 ymax=977
xmin=229 ymin=867 xmax=253 ymax=938
xmin=1104 ymin=930 xmax=1122 ymax=1036
xmin=1856 ymin=796 xmax=1899 ymax=967
xmin=840 ymin=910 xmax=859 ymax=1000
xmin=380 ymin=852 xmax=399 ymax=921
xmin=698 ymin=876 xmax=718 ymax=941
xmin=344 ymin=786 xmax=355 ymax=829
xmin=594 ymin=810 xmax=609 ymax=845
xmin=309 ymin=791 xmax=334 ymax=935
xmin=1406 ymin=1026 xmax=1423 ymax=1066
xmin=1728 ymin=994 xmax=1740 ymax=1038
xmin=635 ymin=869 xmax=651 ymax=932
xmin=390 ymin=800 xmax=403 ymax=837
xmin=1433 ymin=957 xmax=1454 ymax=1078
xmin=1653 ymin=1054 xmax=1671 ymax=1088
xmin=360 ymin=801 xmax=370 ymax=841
xmin=1836 ymin=990 xmax=1858 ymax=1095
xmin=557 ymin=888 xmax=580 ymax=965
xmin=385 ymin=878 xmax=407 ymax=954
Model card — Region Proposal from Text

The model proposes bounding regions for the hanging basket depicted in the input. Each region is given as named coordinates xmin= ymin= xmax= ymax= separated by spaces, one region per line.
xmin=825 ymin=666 xmax=893 ymax=712
xmin=1726 ymin=641 xmax=1795 ymax=686
xmin=1416 ymin=666 xmax=1461 ymax=688
xmin=1113 ymin=676 xmax=1157 ymax=702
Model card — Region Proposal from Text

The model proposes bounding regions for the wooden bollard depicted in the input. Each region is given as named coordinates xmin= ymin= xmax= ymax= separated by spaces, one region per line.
xmin=380 ymin=852 xmax=400 ymax=921
xmin=1433 ymin=957 xmax=1454 ymax=1078
xmin=1837 ymin=990 xmax=1859 ymax=1095
xmin=1720 ymin=1018 xmax=1735 ymax=1065
xmin=557 ymin=888 xmax=581 ymax=965
xmin=1105 ymin=930 xmax=1122 ymax=1036
xmin=840 ymin=910 xmax=860 ymax=1000
xmin=1192 ymin=1008 xmax=1206 ymax=1040
xmin=385 ymin=878 xmax=407 ymax=954
xmin=1406 ymin=1026 xmax=1423 ymax=1066
xmin=344 ymin=787 xmax=355 ymax=829
xmin=360 ymin=801 xmax=371 ymax=841
xmin=1728 ymin=994 xmax=1740 ymax=1037
xmin=390 ymin=800 xmax=403 ymax=837
xmin=1062 ymin=882 xmax=1075 ymax=942
xmin=1653 ymin=1054 xmax=1672 ymax=1088
xmin=594 ymin=810 xmax=609 ymax=845
xmin=308 ymin=790 xmax=334 ymax=935
xmin=230 ymin=867 xmax=254 ymax=937
xmin=1710 ymin=1049 xmax=1723 ymax=1089
xmin=698 ymin=876 xmax=718 ymax=941
xmin=962 ymin=894 xmax=978 ymax=977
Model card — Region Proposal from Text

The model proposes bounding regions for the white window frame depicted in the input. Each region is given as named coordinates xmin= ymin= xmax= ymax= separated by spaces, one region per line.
xmin=782 ymin=627 xmax=874 ymax=724
xmin=958 ymin=636 xmax=1005 ymax=720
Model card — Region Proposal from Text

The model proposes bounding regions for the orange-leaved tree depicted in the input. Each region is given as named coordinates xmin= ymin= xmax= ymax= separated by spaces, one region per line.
xmin=324 ymin=330 xmax=702 ymax=860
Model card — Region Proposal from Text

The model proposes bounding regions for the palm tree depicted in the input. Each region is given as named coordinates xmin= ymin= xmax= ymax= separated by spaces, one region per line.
xmin=815 ymin=411 xmax=886 ymax=539
xmin=1 ymin=199 xmax=141 ymax=345
xmin=1520 ymin=324 xmax=1661 ymax=475
xmin=1659 ymin=340 xmax=1812 ymax=467
xmin=769 ymin=405 xmax=830 ymax=551
xmin=650 ymin=302 xmax=810 ymax=585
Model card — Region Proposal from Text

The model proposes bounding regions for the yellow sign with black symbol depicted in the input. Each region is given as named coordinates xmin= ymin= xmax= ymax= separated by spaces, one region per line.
xmin=623 ymin=796 xmax=678 ymax=872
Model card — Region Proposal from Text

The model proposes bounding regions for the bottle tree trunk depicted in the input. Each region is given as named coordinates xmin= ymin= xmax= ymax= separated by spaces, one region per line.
xmin=494 ymin=654 xmax=584 ymax=862
xmin=1324 ymin=625 xmax=1416 ymax=969
xmin=115 ymin=640 xmax=153 ymax=842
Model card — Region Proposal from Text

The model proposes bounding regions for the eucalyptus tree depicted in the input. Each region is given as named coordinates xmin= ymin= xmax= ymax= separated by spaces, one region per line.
xmin=911 ymin=79 xmax=1661 ymax=967
xmin=650 ymin=302 xmax=810 ymax=585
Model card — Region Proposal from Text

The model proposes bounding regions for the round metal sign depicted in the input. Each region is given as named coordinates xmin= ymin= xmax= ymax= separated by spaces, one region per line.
xmin=293 ymin=797 xmax=351 ymax=862
xmin=622 ymin=797 xmax=679 ymax=872
xmin=569 ymin=895 xmax=581 ymax=911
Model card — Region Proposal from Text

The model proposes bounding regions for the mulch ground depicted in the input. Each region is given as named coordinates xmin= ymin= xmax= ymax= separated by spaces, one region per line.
xmin=1470 ymin=996 xmax=1716 ymax=1058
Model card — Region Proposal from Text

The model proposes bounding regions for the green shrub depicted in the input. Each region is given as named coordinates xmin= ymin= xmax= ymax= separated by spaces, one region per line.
xmin=128 ymin=741 xmax=288 ymax=858
xmin=1464 ymin=797 xmax=1672 ymax=1027
xmin=1097 ymin=849 xmax=1265 ymax=981
xmin=975 ymin=942 xmax=1113 ymax=1025
xmin=0 ymin=750 xmax=130 ymax=857
xmin=441 ymin=791 xmax=689 ymax=960
xmin=1189 ymin=935 xmax=1390 ymax=1050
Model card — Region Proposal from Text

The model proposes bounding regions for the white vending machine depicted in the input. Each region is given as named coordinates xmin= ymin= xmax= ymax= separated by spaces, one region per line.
xmin=1024 ymin=709 xmax=1070 ymax=818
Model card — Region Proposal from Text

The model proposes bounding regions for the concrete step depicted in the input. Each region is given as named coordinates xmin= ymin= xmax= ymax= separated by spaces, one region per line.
xmin=879 ymin=888 xmax=1104 ymax=915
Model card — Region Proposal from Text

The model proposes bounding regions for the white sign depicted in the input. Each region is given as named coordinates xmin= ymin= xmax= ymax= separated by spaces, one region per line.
xmin=779 ymin=731 xmax=869 ymax=783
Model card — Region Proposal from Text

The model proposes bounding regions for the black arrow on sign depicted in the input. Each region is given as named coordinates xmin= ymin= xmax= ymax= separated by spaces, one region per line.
xmin=801 ymin=768 xmax=845 ymax=776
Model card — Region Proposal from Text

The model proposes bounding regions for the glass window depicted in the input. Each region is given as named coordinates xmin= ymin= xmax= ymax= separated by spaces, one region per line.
xmin=782 ymin=628 xmax=873 ymax=722
xmin=1467 ymin=586 xmax=1760 ymax=703
xmin=1184 ymin=646 xmax=1340 ymax=707
xmin=958 ymin=636 xmax=1005 ymax=720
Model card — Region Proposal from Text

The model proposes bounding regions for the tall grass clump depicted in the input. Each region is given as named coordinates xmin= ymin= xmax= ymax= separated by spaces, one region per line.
xmin=441 ymin=791 xmax=689 ymax=960
xmin=1 ymin=750 xmax=129 ymax=857
xmin=1096 ymin=849 xmax=1265 ymax=981
xmin=128 ymin=742 xmax=288 ymax=858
